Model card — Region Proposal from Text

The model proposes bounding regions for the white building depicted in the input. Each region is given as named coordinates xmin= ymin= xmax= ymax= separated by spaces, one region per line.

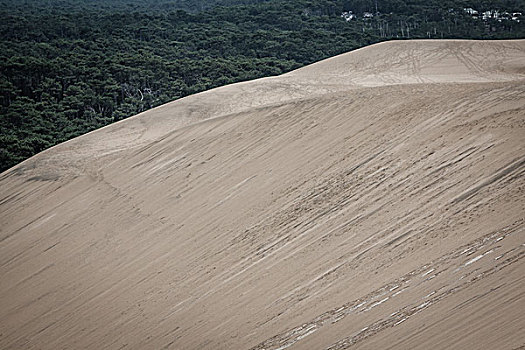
xmin=464 ymin=8 xmax=479 ymax=16
xmin=341 ymin=11 xmax=356 ymax=21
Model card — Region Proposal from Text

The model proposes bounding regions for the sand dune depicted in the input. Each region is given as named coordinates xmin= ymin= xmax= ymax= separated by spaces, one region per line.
xmin=1 ymin=40 xmax=524 ymax=349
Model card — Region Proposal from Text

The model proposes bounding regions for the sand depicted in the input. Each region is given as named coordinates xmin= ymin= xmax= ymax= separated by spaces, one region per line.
xmin=1 ymin=39 xmax=524 ymax=349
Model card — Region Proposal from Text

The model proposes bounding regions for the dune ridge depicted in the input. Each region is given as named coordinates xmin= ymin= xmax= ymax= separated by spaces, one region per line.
xmin=1 ymin=40 xmax=524 ymax=350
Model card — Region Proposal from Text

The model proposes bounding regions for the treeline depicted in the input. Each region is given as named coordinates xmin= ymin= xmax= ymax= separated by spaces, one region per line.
xmin=1 ymin=0 xmax=271 ymax=14
xmin=1 ymin=0 xmax=524 ymax=172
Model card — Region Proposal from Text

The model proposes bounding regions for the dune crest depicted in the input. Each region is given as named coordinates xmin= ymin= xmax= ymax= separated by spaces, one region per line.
xmin=1 ymin=40 xmax=524 ymax=350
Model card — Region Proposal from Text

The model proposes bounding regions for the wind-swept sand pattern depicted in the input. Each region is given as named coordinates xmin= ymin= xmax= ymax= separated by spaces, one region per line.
xmin=1 ymin=40 xmax=524 ymax=349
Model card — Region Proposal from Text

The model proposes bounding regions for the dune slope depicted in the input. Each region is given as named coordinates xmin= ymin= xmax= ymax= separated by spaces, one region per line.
xmin=1 ymin=40 xmax=524 ymax=350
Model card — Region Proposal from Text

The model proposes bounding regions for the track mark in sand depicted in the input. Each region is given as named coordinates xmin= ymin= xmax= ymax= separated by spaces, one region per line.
xmin=250 ymin=220 xmax=524 ymax=350
xmin=345 ymin=149 xmax=385 ymax=176
xmin=213 ymin=175 xmax=258 ymax=208
xmin=428 ymin=146 xmax=478 ymax=176
xmin=0 ymin=212 xmax=55 ymax=244
xmin=452 ymin=156 xmax=525 ymax=204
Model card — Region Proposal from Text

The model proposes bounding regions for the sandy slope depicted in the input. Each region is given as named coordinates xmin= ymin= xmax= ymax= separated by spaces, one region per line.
xmin=1 ymin=40 xmax=524 ymax=350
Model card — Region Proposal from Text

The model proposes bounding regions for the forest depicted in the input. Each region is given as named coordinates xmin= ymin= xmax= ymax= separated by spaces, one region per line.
xmin=1 ymin=0 xmax=524 ymax=172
